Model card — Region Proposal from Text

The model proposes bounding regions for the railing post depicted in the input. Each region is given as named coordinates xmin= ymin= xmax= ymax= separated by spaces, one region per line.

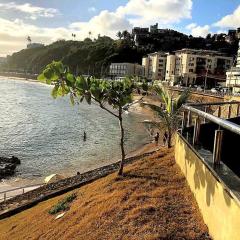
xmin=187 ymin=110 xmax=192 ymax=127
xmin=181 ymin=111 xmax=187 ymax=130
xmin=193 ymin=117 xmax=200 ymax=145
xmin=22 ymin=188 xmax=25 ymax=194
xmin=237 ymin=104 xmax=240 ymax=117
xmin=4 ymin=193 xmax=6 ymax=203
xmin=218 ymin=106 xmax=221 ymax=118
xmin=228 ymin=105 xmax=232 ymax=119
xmin=203 ymin=106 xmax=208 ymax=123
xmin=213 ymin=130 xmax=223 ymax=166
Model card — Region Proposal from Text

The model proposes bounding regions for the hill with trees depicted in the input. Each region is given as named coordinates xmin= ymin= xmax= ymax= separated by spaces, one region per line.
xmin=1 ymin=29 xmax=238 ymax=77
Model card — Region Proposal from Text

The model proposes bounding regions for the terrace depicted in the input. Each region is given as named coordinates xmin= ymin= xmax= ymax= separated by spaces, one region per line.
xmin=175 ymin=100 xmax=240 ymax=239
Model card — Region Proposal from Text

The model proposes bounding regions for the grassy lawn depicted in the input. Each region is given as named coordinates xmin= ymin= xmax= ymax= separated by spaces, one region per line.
xmin=0 ymin=148 xmax=211 ymax=240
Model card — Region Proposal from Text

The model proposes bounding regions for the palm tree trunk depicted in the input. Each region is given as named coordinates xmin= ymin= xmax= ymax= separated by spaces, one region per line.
xmin=167 ymin=128 xmax=172 ymax=148
xmin=118 ymin=108 xmax=125 ymax=176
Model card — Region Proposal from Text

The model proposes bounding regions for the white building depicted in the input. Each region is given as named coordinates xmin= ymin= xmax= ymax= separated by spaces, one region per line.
xmin=27 ymin=43 xmax=44 ymax=49
xmin=226 ymin=41 xmax=240 ymax=93
xmin=165 ymin=49 xmax=233 ymax=87
xmin=109 ymin=63 xmax=144 ymax=79
xmin=142 ymin=52 xmax=167 ymax=81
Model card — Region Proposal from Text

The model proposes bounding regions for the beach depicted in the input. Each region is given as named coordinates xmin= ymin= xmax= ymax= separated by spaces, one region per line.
xmin=0 ymin=77 xmax=158 ymax=192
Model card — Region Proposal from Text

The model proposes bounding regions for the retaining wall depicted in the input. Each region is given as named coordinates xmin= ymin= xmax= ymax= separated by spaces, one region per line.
xmin=175 ymin=134 xmax=240 ymax=240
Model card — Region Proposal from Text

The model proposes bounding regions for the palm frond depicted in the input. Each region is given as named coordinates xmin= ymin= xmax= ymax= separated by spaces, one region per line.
xmin=173 ymin=89 xmax=190 ymax=112
xmin=141 ymin=102 xmax=166 ymax=119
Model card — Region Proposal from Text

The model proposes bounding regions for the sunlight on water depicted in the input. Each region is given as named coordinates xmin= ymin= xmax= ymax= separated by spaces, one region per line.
xmin=0 ymin=78 xmax=149 ymax=184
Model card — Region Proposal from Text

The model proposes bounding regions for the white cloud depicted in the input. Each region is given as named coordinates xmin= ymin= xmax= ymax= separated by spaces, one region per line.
xmin=186 ymin=23 xmax=197 ymax=30
xmin=70 ymin=0 xmax=192 ymax=39
xmin=88 ymin=7 xmax=96 ymax=13
xmin=0 ymin=0 xmax=194 ymax=56
xmin=214 ymin=5 xmax=240 ymax=28
xmin=116 ymin=0 xmax=192 ymax=26
xmin=0 ymin=2 xmax=59 ymax=20
xmin=70 ymin=10 xmax=132 ymax=39
xmin=0 ymin=17 xmax=69 ymax=56
xmin=186 ymin=23 xmax=210 ymax=37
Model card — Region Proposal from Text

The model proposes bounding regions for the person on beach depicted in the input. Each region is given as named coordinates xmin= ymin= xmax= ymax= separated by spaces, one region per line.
xmin=150 ymin=128 xmax=154 ymax=136
xmin=163 ymin=131 xmax=168 ymax=146
xmin=83 ymin=131 xmax=87 ymax=141
xmin=154 ymin=132 xmax=159 ymax=145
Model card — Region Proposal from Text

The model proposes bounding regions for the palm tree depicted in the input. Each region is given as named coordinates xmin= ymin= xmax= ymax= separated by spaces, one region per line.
xmin=143 ymin=86 xmax=189 ymax=148
xmin=27 ymin=36 xmax=31 ymax=45
xmin=72 ymin=33 xmax=76 ymax=40
xmin=88 ymin=31 xmax=92 ymax=39
xmin=117 ymin=31 xmax=122 ymax=40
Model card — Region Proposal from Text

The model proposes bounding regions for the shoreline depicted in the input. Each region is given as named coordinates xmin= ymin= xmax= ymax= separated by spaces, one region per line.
xmin=0 ymin=140 xmax=157 ymax=192
xmin=0 ymin=76 xmax=158 ymax=192
xmin=0 ymin=72 xmax=38 ymax=82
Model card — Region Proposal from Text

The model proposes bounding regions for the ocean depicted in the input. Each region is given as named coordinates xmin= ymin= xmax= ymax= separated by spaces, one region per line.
xmin=0 ymin=77 xmax=150 ymax=186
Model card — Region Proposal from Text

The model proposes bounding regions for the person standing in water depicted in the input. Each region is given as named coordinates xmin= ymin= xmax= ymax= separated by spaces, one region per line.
xmin=83 ymin=131 xmax=87 ymax=141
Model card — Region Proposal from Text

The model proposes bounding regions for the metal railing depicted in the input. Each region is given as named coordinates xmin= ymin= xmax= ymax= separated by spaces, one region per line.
xmin=181 ymin=101 xmax=240 ymax=165
xmin=0 ymin=184 xmax=43 ymax=203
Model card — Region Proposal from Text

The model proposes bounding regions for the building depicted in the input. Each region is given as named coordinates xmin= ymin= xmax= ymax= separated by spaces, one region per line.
xmin=165 ymin=49 xmax=233 ymax=87
xmin=27 ymin=43 xmax=44 ymax=49
xmin=226 ymin=41 xmax=240 ymax=93
xmin=109 ymin=63 xmax=144 ymax=79
xmin=0 ymin=57 xmax=6 ymax=66
xmin=142 ymin=52 xmax=167 ymax=81
xmin=132 ymin=27 xmax=149 ymax=47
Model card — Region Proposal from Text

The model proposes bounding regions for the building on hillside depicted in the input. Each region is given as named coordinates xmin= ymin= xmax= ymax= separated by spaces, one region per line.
xmin=226 ymin=41 xmax=240 ymax=93
xmin=132 ymin=27 xmax=149 ymax=46
xmin=109 ymin=63 xmax=144 ymax=79
xmin=27 ymin=43 xmax=44 ymax=49
xmin=142 ymin=52 xmax=167 ymax=81
xmin=0 ymin=57 xmax=6 ymax=66
xmin=224 ymin=28 xmax=240 ymax=43
xmin=165 ymin=49 xmax=233 ymax=87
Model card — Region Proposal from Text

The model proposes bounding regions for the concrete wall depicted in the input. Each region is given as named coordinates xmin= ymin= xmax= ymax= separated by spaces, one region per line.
xmin=175 ymin=134 xmax=240 ymax=240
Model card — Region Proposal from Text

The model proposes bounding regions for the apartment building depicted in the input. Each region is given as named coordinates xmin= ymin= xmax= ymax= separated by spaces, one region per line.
xmin=165 ymin=49 xmax=233 ymax=86
xmin=226 ymin=41 xmax=240 ymax=93
xmin=142 ymin=52 xmax=167 ymax=81
xmin=109 ymin=63 xmax=144 ymax=79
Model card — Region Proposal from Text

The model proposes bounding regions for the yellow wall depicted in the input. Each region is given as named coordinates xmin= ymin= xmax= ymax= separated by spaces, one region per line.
xmin=175 ymin=134 xmax=240 ymax=240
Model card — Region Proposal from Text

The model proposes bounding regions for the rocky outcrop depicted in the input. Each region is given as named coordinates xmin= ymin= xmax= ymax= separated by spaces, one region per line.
xmin=0 ymin=156 xmax=21 ymax=178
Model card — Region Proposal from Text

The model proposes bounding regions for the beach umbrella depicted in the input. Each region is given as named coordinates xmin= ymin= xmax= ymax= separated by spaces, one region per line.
xmin=44 ymin=174 xmax=64 ymax=184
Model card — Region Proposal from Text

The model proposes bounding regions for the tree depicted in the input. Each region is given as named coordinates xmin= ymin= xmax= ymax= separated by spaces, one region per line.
xmin=117 ymin=31 xmax=123 ymax=40
xmin=27 ymin=36 xmax=31 ymax=44
xmin=38 ymin=61 xmax=147 ymax=175
xmin=72 ymin=33 xmax=76 ymax=40
xmin=89 ymin=31 xmax=92 ymax=39
xmin=143 ymin=86 xmax=189 ymax=148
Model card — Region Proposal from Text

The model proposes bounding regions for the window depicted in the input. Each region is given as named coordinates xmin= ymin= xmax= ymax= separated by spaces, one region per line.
xmin=189 ymin=69 xmax=193 ymax=73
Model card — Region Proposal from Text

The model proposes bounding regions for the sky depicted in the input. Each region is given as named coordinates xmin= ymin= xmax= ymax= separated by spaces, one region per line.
xmin=0 ymin=0 xmax=239 ymax=57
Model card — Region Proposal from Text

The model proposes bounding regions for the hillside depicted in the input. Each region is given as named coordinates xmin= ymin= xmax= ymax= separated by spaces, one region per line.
xmin=0 ymin=148 xmax=211 ymax=240
xmin=1 ymin=29 xmax=238 ymax=78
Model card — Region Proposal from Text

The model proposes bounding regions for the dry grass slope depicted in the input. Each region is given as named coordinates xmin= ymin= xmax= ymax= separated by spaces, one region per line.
xmin=0 ymin=148 xmax=211 ymax=240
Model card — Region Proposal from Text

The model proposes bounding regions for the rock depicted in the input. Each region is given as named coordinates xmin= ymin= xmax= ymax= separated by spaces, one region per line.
xmin=0 ymin=156 xmax=21 ymax=178
xmin=0 ymin=156 xmax=21 ymax=165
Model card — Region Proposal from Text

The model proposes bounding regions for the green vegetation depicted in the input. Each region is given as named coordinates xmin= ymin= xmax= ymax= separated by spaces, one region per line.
xmin=38 ymin=61 xmax=147 ymax=175
xmin=143 ymin=87 xmax=189 ymax=148
xmin=48 ymin=193 xmax=77 ymax=215
xmin=2 ymin=36 xmax=145 ymax=76
xmin=2 ymin=29 xmax=237 ymax=76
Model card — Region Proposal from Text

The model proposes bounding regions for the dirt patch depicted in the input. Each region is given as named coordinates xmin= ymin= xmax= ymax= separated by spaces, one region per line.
xmin=0 ymin=148 xmax=211 ymax=240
